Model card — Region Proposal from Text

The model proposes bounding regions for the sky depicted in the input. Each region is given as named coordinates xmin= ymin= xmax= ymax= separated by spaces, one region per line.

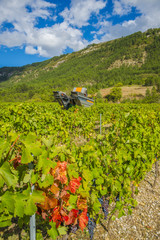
xmin=0 ymin=0 xmax=160 ymax=67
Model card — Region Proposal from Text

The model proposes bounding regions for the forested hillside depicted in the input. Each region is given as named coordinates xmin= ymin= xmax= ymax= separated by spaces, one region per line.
xmin=0 ymin=28 xmax=160 ymax=102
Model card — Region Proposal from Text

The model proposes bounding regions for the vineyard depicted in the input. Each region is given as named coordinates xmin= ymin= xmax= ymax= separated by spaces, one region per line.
xmin=0 ymin=102 xmax=160 ymax=239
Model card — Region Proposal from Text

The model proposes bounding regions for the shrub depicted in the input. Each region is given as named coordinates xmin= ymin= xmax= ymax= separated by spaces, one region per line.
xmin=106 ymin=87 xmax=122 ymax=102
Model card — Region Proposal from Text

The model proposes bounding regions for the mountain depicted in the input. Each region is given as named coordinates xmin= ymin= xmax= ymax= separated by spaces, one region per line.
xmin=0 ymin=28 xmax=160 ymax=102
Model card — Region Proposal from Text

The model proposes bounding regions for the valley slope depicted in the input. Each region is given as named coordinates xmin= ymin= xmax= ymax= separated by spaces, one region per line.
xmin=0 ymin=28 xmax=160 ymax=102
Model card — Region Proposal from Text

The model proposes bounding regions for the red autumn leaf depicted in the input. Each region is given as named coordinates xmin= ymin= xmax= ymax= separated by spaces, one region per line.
xmin=65 ymin=209 xmax=79 ymax=225
xmin=77 ymin=196 xmax=87 ymax=210
xmin=50 ymin=168 xmax=55 ymax=176
xmin=50 ymin=207 xmax=63 ymax=228
xmin=53 ymin=161 xmax=67 ymax=174
xmin=48 ymin=197 xmax=58 ymax=209
xmin=57 ymin=161 xmax=67 ymax=171
xmin=50 ymin=184 xmax=60 ymax=197
xmin=60 ymin=190 xmax=70 ymax=204
xmin=79 ymin=208 xmax=88 ymax=231
xmin=9 ymin=151 xmax=21 ymax=169
xmin=68 ymin=177 xmax=82 ymax=193
xmin=39 ymin=195 xmax=50 ymax=210
xmin=57 ymin=173 xmax=68 ymax=184
xmin=41 ymin=210 xmax=48 ymax=220
xmin=51 ymin=161 xmax=68 ymax=184
xmin=63 ymin=216 xmax=69 ymax=222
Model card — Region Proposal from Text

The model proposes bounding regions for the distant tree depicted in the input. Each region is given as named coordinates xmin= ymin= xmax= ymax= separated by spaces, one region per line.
xmin=96 ymin=91 xmax=103 ymax=99
xmin=155 ymin=79 xmax=160 ymax=92
xmin=144 ymin=86 xmax=159 ymax=103
xmin=28 ymin=90 xmax=34 ymax=99
xmin=145 ymin=88 xmax=151 ymax=98
xmin=151 ymin=86 xmax=158 ymax=101
xmin=106 ymin=87 xmax=122 ymax=102
xmin=115 ymin=82 xmax=123 ymax=87
xmin=16 ymin=83 xmax=29 ymax=93
xmin=144 ymin=77 xmax=155 ymax=86
xmin=96 ymin=91 xmax=103 ymax=103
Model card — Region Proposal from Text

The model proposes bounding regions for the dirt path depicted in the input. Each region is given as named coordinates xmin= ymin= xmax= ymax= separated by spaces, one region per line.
xmin=100 ymin=86 xmax=153 ymax=100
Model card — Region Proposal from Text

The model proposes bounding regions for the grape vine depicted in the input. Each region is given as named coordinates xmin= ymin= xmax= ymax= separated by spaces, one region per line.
xmin=0 ymin=102 xmax=159 ymax=239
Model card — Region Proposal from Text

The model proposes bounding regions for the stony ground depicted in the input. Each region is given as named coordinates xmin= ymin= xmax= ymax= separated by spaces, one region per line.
xmin=0 ymin=161 xmax=160 ymax=240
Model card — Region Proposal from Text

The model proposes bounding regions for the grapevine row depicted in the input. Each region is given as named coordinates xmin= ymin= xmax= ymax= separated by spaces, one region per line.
xmin=0 ymin=102 xmax=160 ymax=239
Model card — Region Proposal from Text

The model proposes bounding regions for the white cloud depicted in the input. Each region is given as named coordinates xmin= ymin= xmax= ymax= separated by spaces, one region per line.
xmin=0 ymin=0 xmax=160 ymax=59
xmin=94 ymin=0 xmax=160 ymax=43
xmin=24 ymin=23 xmax=87 ymax=57
xmin=60 ymin=0 xmax=107 ymax=27
xmin=0 ymin=30 xmax=26 ymax=47
xmin=113 ymin=0 xmax=132 ymax=16
xmin=0 ymin=0 xmax=89 ymax=57
xmin=0 ymin=0 xmax=55 ymax=28
xmin=25 ymin=45 xmax=37 ymax=55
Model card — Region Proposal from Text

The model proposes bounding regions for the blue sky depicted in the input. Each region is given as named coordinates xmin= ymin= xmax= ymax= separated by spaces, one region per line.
xmin=0 ymin=0 xmax=160 ymax=67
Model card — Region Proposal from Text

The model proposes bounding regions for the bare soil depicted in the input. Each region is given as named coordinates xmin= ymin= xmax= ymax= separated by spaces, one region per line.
xmin=100 ymin=85 xmax=153 ymax=100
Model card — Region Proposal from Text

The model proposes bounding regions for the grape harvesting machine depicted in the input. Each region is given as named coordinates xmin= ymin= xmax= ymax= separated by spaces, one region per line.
xmin=53 ymin=87 xmax=94 ymax=109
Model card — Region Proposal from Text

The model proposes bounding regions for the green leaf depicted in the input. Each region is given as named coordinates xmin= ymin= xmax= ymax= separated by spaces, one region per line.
xmin=0 ymin=175 xmax=4 ymax=188
xmin=115 ymin=201 xmax=122 ymax=210
xmin=31 ymin=190 xmax=45 ymax=204
xmin=14 ymin=198 xmax=25 ymax=218
xmin=91 ymin=192 xmax=97 ymax=203
xmin=69 ymin=195 xmax=77 ymax=209
xmin=118 ymin=210 xmax=125 ymax=218
xmin=48 ymin=222 xmax=59 ymax=240
xmin=23 ymin=133 xmax=37 ymax=144
xmin=60 ymin=153 xmax=66 ymax=162
xmin=82 ymin=169 xmax=93 ymax=182
xmin=38 ymin=174 xmax=54 ymax=188
xmin=92 ymin=168 xmax=100 ymax=178
xmin=21 ymin=147 xmax=33 ymax=164
xmin=29 ymin=144 xmax=42 ymax=157
xmin=31 ymin=172 xmax=39 ymax=184
xmin=0 ymin=220 xmax=12 ymax=227
xmin=68 ymin=164 xmax=79 ymax=178
xmin=0 ymin=140 xmax=10 ymax=163
xmin=36 ymin=230 xmax=44 ymax=240
xmin=131 ymin=139 xmax=139 ymax=144
xmin=96 ymin=176 xmax=104 ymax=185
xmin=58 ymin=226 xmax=67 ymax=236
xmin=111 ymin=215 xmax=116 ymax=221
xmin=100 ymin=188 xmax=108 ymax=195
xmin=23 ymin=173 xmax=30 ymax=183
xmin=37 ymin=151 xmax=56 ymax=174
xmin=92 ymin=198 xmax=101 ymax=214
xmin=42 ymin=136 xmax=53 ymax=148
xmin=0 ymin=162 xmax=17 ymax=187
xmin=1 ymin=191 xmax=15 ymax=213
xmin=97 ymin=134 xmax=104 ymax=140
xmin=126 ymin=165 xmax=134 ymax=174
xmin=112 ymin=180 xmax=122 ymax=192
xmin=24 ymin=198 xmax=37 ymax=216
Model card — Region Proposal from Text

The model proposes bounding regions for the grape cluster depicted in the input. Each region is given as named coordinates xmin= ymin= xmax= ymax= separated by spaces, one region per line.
xmin=98 ymin=197 xmax=109 ymax=219
xmin=116 ymin=193 xmax=120 ymax=202
xmin=70 ymin=224 xmax=78 ymax=233
xmin=87 ymin=213 xmax=96 ymax=240
xmin=92 ymin=178 xmax=96 ymax=187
